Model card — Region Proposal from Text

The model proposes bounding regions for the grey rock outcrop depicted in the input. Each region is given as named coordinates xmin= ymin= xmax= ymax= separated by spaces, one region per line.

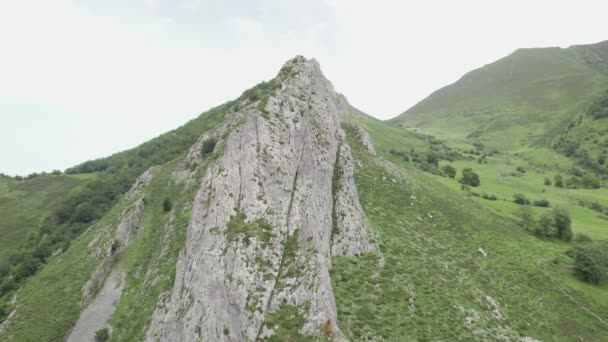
xmin=146 ymin=56 xmax=378 ymax=341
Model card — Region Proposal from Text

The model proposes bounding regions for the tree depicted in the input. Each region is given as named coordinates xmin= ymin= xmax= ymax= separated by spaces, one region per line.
xmin=460 ymin=168 xmax=480 ymax=187
xmin=516 ymin=206 xmax=535 ymax=231
xmin=513 ymin=193 xmax=530 ymax=205
xmin=73 ymin=202 xmax=97 ymax=223
xmin=553 ymin=207 xmax=573 ymax=242
xmin=441 ymin=165 xmax=457 ymax=178
xmin=163 ymin=197 xmax=173 ymax=212
xmin=566 ymin=242 xmax=608 ymax=284
xmin=544 ymin=177 xmax=552 ymax=186
xmin=554 ymin=175 xmax=564 ymax=188
xmin=534 ymin=213 xmax=557 ymax=238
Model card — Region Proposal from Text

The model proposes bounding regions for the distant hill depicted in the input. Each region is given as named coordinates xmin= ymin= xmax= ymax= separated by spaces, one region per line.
xmin=392 ymin=41 xmax=608 ymax=157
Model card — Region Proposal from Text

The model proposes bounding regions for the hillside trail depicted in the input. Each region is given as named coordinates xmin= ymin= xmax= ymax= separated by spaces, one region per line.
xmin=66 ymin=267 xmax=125 ymax=342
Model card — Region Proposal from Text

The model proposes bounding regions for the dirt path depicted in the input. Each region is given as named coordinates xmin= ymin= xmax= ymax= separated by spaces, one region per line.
xmin=66 ymin=268 xmax=125 ymax=342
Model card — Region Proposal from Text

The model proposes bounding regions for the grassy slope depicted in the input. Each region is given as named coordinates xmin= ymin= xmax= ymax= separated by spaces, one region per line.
xmin=392 ymin=44 xmax=608 ymax=155
xmin=356 ymin=109 xmax=608 ymax=241
xmin=0 ymin=114 xmax=226 ymax=341
xmin=332 ymin=124 xmax=608 ymax=341
xmin=383 ymin=41 xmax=608 ymax=241
xmin=0 ymin=157 xmax=209 ymax=341
xmin=0 ymin=174 xmax=93 ymax=258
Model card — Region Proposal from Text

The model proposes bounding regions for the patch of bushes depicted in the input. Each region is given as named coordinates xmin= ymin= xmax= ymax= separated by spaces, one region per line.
xmin=574 ymin=233 xmax=593 ymax=243
xmin=578 ymin=200 xmax=608 ymax=215
xmin=554 ymin=175 xmax=564 ymax=188
xmin=459 ymin=168 xmax=480 ymax=187
xmin=586 ymin=91 xmax=608 ymax=120
xmin=532 ymin=199 xmax=550 ymax=207
xmin=201 ymin=137 xmax=218 ymax=156
xmin=482 ymin=193 xmax=497 ymax=200
xmin=513 ymin=193 xmax=530 ymax=205
xmin=441 ymin=165 xmax=457 ymax=178
xmin=519 ymin=207 xmax=573 ymax=241
xmin=566 ymin=242 xmax=608 ymax=284
xmin=225 ymin=212 xmax=274 ymax=248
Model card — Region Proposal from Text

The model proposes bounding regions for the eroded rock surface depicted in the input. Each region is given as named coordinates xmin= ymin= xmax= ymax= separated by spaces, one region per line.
xmin=146 ymin=56 xmax=378 ymax=341
xmin=66 ymin=268 xmax=125 ymax=342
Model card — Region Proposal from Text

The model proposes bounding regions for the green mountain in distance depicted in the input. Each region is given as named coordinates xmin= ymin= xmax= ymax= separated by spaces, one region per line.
xmin=393 ymin=40 xmax=608 ymax=156
xmin=0 ymin=43 xmax=607 ymax=342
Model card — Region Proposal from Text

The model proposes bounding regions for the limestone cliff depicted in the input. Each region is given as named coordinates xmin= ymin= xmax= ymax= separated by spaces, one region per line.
xmin=146 ymin=56 xmax=378 ymax=341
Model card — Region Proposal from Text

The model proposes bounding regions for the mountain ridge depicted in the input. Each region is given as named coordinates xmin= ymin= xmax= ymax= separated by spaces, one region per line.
xmin=0 ymin=52 xmax=607 ymax=341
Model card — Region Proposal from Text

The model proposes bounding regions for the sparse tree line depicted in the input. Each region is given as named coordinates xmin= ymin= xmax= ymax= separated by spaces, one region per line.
xmin=0 ymin=170 xmax=63 ymax=180
xmin=553 ymin=91 xmax=608 ymax=178
xmin=516 ymin=205 xmax=608 ymax=284
xmin=550 ymin=169 xmax=602 ymax=189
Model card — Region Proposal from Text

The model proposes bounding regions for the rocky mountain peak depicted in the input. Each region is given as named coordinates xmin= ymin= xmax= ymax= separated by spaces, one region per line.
xmin=140 ymin=57 xmax=379 ymax=341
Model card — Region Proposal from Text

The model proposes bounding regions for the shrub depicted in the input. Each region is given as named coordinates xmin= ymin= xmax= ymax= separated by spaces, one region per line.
xmin=544 ymin=177 xmax=552 ymax=186
xmin=516 ymin=206 xmax=535 ymax=231
xmin=95 ymin=328 xmax=110 ymax=342
xmin=163 ymin=198 xmax=173 ymax=212
xmin=534 ymin=213 xmax=557 ymax=238
xmin=516 ymin=166 xmax=526 ymax=173
xmin=553 ymin=207 xmax=573 ymax=242
xmin=201 ymin=137 xmax=218 ymax=156
xmin=566 ymin=242 xmax=608 ymax=284
xmin=574 ymin=233 xmax=593 ymax=243
xmin=581 ymin=174 xmax=601 ymax=189
xmin=532 ymin=199 xmax=550 ymax=207
xmin=513 ymin=193 xmax=530 ymax=205
xmin=425 ymin=153 xmax=439 ymax=167
xmin=459 ymin=168 xmax=480 ymax=187
xmin=565 ymin=176 xmax=580 ymax=189
xmin=554 ymin=175 xmax=564 ymax=188
xmin=482 ymin=193 xmax=497 ymax=200
xmin=73 ymin=203 xmax=97 ymax=223
xmin=441 ymin=165 xmax=456 ymax=178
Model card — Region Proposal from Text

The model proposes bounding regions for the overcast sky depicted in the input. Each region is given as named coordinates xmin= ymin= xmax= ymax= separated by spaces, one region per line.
xmin=1 ymin=0 xmax=607 ymax=175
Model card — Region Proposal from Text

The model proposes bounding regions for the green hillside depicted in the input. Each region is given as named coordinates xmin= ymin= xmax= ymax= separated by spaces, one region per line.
xmin=332 ymin=124 xmax=608 ymax=340
xmin=1 ymin=53 xmax=607 ymax=341
xmin=392 ymin=41 xmax=608 ymax=155
xmin=3 ymin=101 xmax=607 ymax=341
xmin=0 ymin=174 xmax=92 ymax=259
xmin=0 ymin=100 xmax=227 ymax=322
xmin=387 ymin=41 xmax=608 ymax=239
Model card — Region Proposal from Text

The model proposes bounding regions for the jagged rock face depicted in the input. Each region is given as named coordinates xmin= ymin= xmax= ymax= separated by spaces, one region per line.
xmin=146 ymin=57 xmax=378 ymax=341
